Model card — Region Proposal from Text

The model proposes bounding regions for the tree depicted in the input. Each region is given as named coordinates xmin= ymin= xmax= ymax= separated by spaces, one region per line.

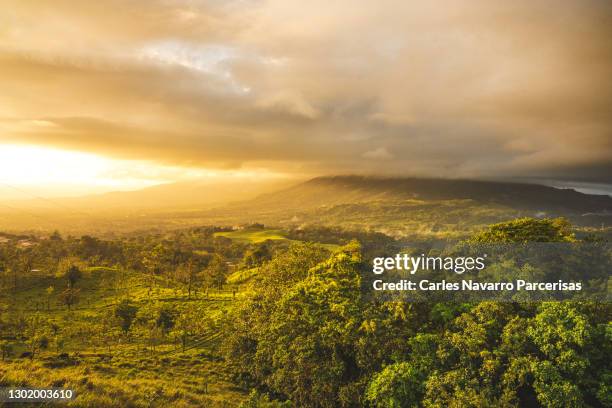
xmin=46 ymin=286 xmax=54 ymax=310
xmin=115 ymin=300 xmax=138 ymax=336
xmin=38 ymin=335 xmax=50 ymax=351
xmin=0 ymin=341 xmax=14 ymax=361
xmin=55 ymin=336 xmax=65 ymax=354
xmin=470 ymin=217 xmax=575 ymax=243
xmin=156 ymin=305 xmax=176 ymax=335
xmin=366 ymin=362 xmax=424 ymax=408
xmin=142 ymin=244 xmax=165 ymax=292
xmin=242 ymin=243 xmax=272 ymax=268
xmin=56 ymin=258 xmax=85 ymax=288
xmin=65 ymin=265 xmax=83 ymax=288
xmin=49 ymin=230 xmax=62 ymax=241
xmin=203 ymin=254 xmax=228 ymax=289
xmin=174 ymin=311 xmax=197 ymax=352
xmin=60 ymin=288 xmax=80 ymax=310
xmin=528 ymin=303 xmax=591 ymax=372
xmin=531 ymin=361 xmax=584 ymax=408
xmin=15 ymin=249 xmax=33 ymax=290
xmin=27 ymin=334 xmax=49 ymax=359
xmin=225 ymin=242 xmax=362 ymax=406
xmin=175 ymin=261 xmax=200 ymax=299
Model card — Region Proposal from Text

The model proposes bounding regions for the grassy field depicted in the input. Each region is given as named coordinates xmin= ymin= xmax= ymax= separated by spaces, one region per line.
xmin=213 ymin=228 xmax=289 ymax=243
xmin=0 ymin=267 xmax=246 ymax=407
xmin=225 ymin=267 xmax=259 ymax=285
xmin=0 ymin=228 xmax=341 ymax=407
xmin=214 ymin=228 xmax=341 ymax=251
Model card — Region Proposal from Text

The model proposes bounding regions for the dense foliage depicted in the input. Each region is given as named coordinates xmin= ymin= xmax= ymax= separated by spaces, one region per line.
xmin=225 ymin=218 xmax=611 ymax=407
xmin=0 ymin=218 xmax=609 ymax=407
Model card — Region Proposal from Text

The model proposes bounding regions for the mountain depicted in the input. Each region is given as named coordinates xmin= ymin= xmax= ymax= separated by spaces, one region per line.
xmin=245 ymin=175 xmax=612 ymax=214
xmin=210 ymin=176 xmax=612 ymax=237
xmin=1 ymin=175 xmax=610 ymax=235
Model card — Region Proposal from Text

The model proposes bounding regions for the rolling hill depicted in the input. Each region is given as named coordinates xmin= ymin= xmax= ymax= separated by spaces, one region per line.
xmin=245 ymin=175 xmax=612 ymax=214
xmin=209 ymin=176 xmax=612 ymax=238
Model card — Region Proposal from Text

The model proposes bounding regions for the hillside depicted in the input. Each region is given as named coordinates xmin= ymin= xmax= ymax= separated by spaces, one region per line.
xmin=0 ymin=264 xmax=245 ymax=406
xmin=246 ymin=176 xmax=612 ymax=214
xmin=193 ymin=176 xmax=609 ymax=238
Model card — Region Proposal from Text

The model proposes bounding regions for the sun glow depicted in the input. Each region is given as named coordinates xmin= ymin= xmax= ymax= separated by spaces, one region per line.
xmin=0 ymin=144 xmax=176 ymax=199
xmin=2 ymin=144 xmax=118 ymax=185
xmin=0 ymin=144 xmax=289 ymax=200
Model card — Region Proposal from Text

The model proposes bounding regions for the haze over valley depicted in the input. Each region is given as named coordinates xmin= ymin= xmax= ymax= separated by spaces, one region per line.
xmin=1 ymin=175 xmax=610 ymax=238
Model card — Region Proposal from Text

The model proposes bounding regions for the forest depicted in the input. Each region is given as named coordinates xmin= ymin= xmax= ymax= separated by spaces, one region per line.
xmin=0 ymin=217 xmax=610 ymax=407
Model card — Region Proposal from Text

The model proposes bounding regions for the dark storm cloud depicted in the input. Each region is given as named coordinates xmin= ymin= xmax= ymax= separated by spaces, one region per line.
xmin=0 ymin=0 xmax=610 ymax=181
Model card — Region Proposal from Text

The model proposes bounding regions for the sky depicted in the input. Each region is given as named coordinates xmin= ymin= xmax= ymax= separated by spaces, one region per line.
xmin=0 ymin=0 xmax=611 ymax=197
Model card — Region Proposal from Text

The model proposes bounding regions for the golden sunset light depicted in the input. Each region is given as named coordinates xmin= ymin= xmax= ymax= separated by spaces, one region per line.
xmin=0 ymin=3 xmax=610 ymax=406
xmin=0 ymin=144 xmax=153 ymax=189
xmin=0 ymin=0 xmax=610 ymax=193
xmin=0 ymin=143 xmax=288 ymax=201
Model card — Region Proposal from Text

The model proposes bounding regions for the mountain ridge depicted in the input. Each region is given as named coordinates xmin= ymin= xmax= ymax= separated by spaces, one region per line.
xmin=244 ymin=175 xmax=612 ymax=214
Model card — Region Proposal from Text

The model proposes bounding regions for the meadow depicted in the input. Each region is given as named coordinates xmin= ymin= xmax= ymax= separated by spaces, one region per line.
xmin=1 ymin=264 xmax=244 ymax=407
xmin=213 ymin=228 xmax=289 ymax=244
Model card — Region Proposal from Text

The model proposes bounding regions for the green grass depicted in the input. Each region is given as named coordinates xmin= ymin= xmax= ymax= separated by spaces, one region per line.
xmin=226 ymin=267 xmax=259 ymax=285
xmin=213 ymin=228 xmax=289 ymax=243
xmin=0 ymin=352 xmax=244 ymax=407
xmin=214 ymin=228 xmax=341 ymax=252
xmin=1 ymin=231 xmax=339 ymax=406
xmin=0 ymin=267 xmax=246 ymax=407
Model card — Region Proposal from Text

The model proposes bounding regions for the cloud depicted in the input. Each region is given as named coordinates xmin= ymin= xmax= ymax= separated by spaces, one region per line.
xmin=363 ymin=147 xmax=393 ymax=160
xmin=0 ymin=0 xmax=610 ymax=182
